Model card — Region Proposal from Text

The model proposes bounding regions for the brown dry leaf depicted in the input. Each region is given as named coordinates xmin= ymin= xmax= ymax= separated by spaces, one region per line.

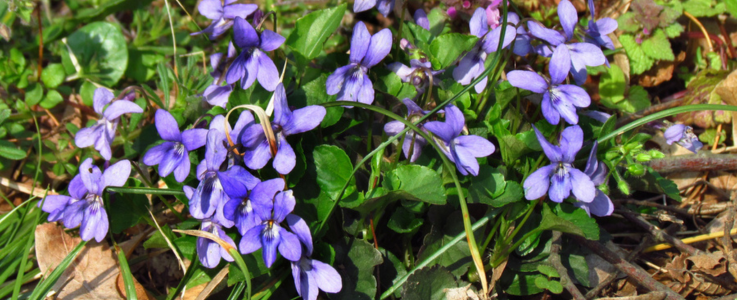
xmin=181 ymin=283 xmax=208 ymax=300
xmin=687 ymin=251 xmax=728 ymax=277
xmin=709 ymin=172 xmax=737 ymax=199
xmin=665 ymin=253 xmax=691 ymax=283
xmin=444 ymin=284 xmax=480 ymax=300
xmin=35 ymin=223 xmax=149 ymax=300
xmin=638 ymin=52 xmax=686 ymax=87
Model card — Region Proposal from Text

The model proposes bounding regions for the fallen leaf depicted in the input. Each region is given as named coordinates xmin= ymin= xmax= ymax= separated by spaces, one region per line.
xmin=687 ymin=251 xmax=728 ymax=277
xmin=35 ymin=223 xmax=149 ymax=300
xmin=637 ymin=51 xmax=686 ymax=87
xmin=444 ymin=284 xmax=480 ymax=300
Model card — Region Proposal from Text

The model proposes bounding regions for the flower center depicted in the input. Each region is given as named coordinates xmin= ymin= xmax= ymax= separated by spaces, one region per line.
xmin=554 ymin=162 xmax=571 ymax=180
xmin=263 ymin=220 xmax=280 ymax=242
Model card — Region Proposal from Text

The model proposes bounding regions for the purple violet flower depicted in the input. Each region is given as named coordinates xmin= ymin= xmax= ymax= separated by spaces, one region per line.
xmin=585 ymin=17 xmax=617 ymax=50
xmin=191 ymin=129 xmax=259 ymax=222
xmin=414 ymin=9 xmax=430 ymax=30
xmin=507 ymin=45 xmax=591 ymax=125
xmin=241 ymin=83 xmax=325 ymax=174
xmin=75 ymin=88 xmax=143 ymax=160
xmin=143 ymin=110 xmax=207 ymax=182
xmin=383 ymin=99 xmax=431 ymax=162
xmin=354 ymin=0 xmax=395 ymax=17
xmin=184 ymin=185 xmax=238 ymax=268
xmin=204 ymin=42 xmax=237 ymax=108
xmin=222 ymin=179 xmax=289 ymax=236
xmin=291 ymin=254 xmax=342 ymax=300
xmin=197 ymin=218 xmax=237 ymax=268
xmin=424 ymin=105 xmax=495 ymax=176
xmin=239 ymin=178 xmax=302 ymax=267
xmin=225 ymin=17 xmax=285 ymax=92
xmin=574 ymin=142 xmax=614 ymax=217
xmin=326 ymin=21 xmax=392 ymax=105
xmin=523 ymin=125 xmax=596 ymax=203
xmin=453 ymin=8 xmax=516 ymax=93
xmin=664 ymin=124 xmax=703 ymax=153
xmin=192 ymin=0 xmax=258 ymax=39
xmin=526 ymin=0 xmax=607 ymax=84
xmin=40 ymin=158 xmax=131 ymax=242
xmin=387 ymin=59 xmax=443 ymax=93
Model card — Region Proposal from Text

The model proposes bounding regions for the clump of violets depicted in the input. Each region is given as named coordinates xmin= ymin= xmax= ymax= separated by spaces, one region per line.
xmin=238 ymin=178 xmax=302 ymax=267
xmin=353 ymin=0 xmax=395 ymax=17
xmin=525 ymin=0 xmax=608 ymax=84
xmin=507 ymin=46 xmax=591 ymax=125
xmin=226 ymin=17 xmax=285 ymax=92
xmin=191 ymin=0 xmax=258 ymax=39
xmin=241 ymin=83 xmax=325 ymax=174
xmin=40 ymin=158 xmax=131 ymax=242
xmin=425 ymin=105 xmax=495 ymax=176
xmin=664 ymin=124 xmax=703 ymax=153
xmin=524 ymin=125 xmax=595 ymax=203
xmin=453 ymin=7 xmax=516 ymax=93
xmin=326 ymin=21 xmax=392 ymax=105
xmin=75 ymin=88 xmax=143 ymax=160
xmin=143 ymin=110 xmax=207 ymax=182
xmin=575 ymin=142 xmax=614 ymax=217
xmin=384 ymin=99 xmax=433 ymax=162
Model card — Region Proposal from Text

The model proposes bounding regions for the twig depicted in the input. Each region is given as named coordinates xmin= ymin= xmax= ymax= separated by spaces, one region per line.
xmin=596 ymin=291 xmax=667 ymax=300
xmin=586 ymin=236 xmax=653 ymax=299
xmin=613 ymin=199 xmax=691 ymax=217
xmin=683 ymin=11 xmax=713 ymax=53
xmin=618 ymin=208 xmax=701 ymax=256
xmin=550 ymin=231 xmax=586 ymax=300
xmin=647 ymin=155 xmax=737 ymax=173
xmin=644 ymin=228 xmax=737 ymax=253
xmin=571 ymin=235 xmax=685 ymax=300
xmin=615 ymin=92 xmax=686 ymax=128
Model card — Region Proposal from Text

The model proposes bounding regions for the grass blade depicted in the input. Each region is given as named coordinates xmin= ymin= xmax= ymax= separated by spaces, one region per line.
xmin=115 ymin=245 xmax=138 ymax=300
xmin=28 ymin=240 xmax=88 ymax=300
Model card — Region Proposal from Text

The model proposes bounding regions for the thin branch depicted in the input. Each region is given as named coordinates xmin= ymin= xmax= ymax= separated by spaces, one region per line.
xmin=617 ymin=208 xmax=701 ymax=256
xmin=550 ymin=231 xmax=586 ymax=300
xmin=571 ymin=235 xmax=685 ymax=300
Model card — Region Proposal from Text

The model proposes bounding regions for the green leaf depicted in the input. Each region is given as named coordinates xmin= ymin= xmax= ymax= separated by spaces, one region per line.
xmin=616 ymin=13 xmax=640 ymax=32
xmin=401 ymin=266 xmax=459 ymax=300
xmin=551 ymin=203 xmax=600 ymax=240
xmin=292 ymin=74 xmax=342 ymax=128
xmin=648 ymin=168 xmax=682 ymax=201
xmin=663 ymin=23 xmax=684 ymax=38
xmin=599 ymin=64 xmax=626 ymax=105
xmin=313 ymin=145 xmax=355 ymax=200
xmin=9 ymin=48 xmax=25 ymax=70
xmin=0 ymin=141 xmax=26 ymax=160
xmin=41 ymin=64 xmax=66 ymax=89
xmin=727 ymin=0 xmax=737 ymax=17
xmin=536 ymin=203 xmax=585 ymax=237
xmin=503 ymin=273 xmax=546 ymax=296
xmin=546 ymin=280 xmax=564 ymax=294
xmin=109 ymin=178 xmax=151 ymax=234
xmin=429 ymin=33 xmax=478 ymax=69
xmin=24 ymin=83 xmax=43 ymax=106
xmin=641 ymin=29 xmax=675 ymax=61
xmin=384 ymin=164 xmax=447 ymax=205
xmin=467 ymin=165 xmax=507 ymax=205
xmin=682 ymin=0 xmax=726 ymax=17
xmin=387 ymin=206 xmax=424 ymax=233
xmin=620 ymin=34 xmax=654 ymax=75
xmin=378 ymin=248 xmax=408 ymax=297
xmin=537 ymin=264 xmax=560 ymax=278
xmin=285 ymin=4 xmax=347 ymax=61
xmin=332 ymin=238 xmax=383 ymax=300
xmin=65 ymin=22 xmax=128 ymax=85
xmin=39 ymin=89 xmax=64 ymax=109
xmin=416 ymin=211 xmax=473 ymax=277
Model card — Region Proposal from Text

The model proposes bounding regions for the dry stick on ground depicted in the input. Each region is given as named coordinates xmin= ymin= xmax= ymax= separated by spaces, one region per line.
xmin=586 ymin=236 xmax=654 ymax=299
xmin=571 ymin=235 xmax=686 ymax=300
xmin=550 ymin=231 xmax=586 ymax=300
xmin=614 ymin=199 xmax=691 ymax=218
xmin=615 ymin=93 xmax=686 ymax=128
xmin=597 ymin=291 xmax=667 ymax=300
xmin=647 ymin=155 xmax=737 ymax=173
xmin=617 ymin=208 xmax=701 ymax=256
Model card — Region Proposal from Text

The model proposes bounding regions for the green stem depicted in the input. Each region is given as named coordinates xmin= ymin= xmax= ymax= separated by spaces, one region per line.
xmin=106 ymin=186 xmax=185 ymax=196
